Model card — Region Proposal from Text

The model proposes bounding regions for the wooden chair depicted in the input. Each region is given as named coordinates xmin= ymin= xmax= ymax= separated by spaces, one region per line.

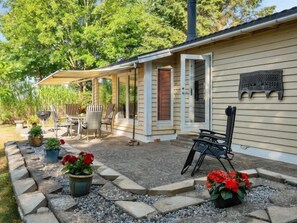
xmin=101 ymin=104 xmax=115 ymax=132
xmin=181 ymin=106 xmax=237 ymax=176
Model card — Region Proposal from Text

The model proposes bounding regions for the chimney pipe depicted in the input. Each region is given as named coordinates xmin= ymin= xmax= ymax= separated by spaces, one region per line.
xmin=186 ymin=0 xmax=197 ymax=42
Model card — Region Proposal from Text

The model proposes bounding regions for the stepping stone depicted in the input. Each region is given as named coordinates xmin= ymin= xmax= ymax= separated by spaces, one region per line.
xmin=249 ymin=178 xmax=287 ymax=190
xmin=98 ymin=167 xmax=121 ymax=180
xmin=92 ymin=173 xmax=107 ymax=185
xmin=247 ymin=210 xmax=270 ymax=222
xmin=179 ymin=189 xmax=210 ymax=200
xmin=98 ymin=182 xmax=136 ymax=201
xmin=5 ymin=141 xmax=17 ymax=146
xmin=239 ymin=169 xmax=258 ymax=178
xmin=13 ymin=178 xmax=37 ymax=196
xmin=244 ymin=218 xmax=269 ymax=223
xmin=7 ymin=148 xmax=20 ymax=156
xmin=9 ymin=160 xmax=25 ymax=171
xmin=92 ymin=160 xmax=104 ymax=169
xmin=10 ymin=167 xmax=29 ymax=182
xmin=19 ymin=146 xmax=34 ymax=155
xmin=149 ymin=179 xmax=194 ymax=196
xmin=115 ymin=201 xmax=156 ymax=219
xmin=267 ymin=206 xmax=297 ymax=223
xmin=37 ymin=207 xmax=50 ymax=213
xmin=153 ymin=196 xmax=204 ymax=214
xmin=38 ymin=180 xmax=63 ymax=194
xmin=18 ymin=191 xmax=47 ymax=216
xmin=113 ymin=175 xmax=146 ymax=194
xmin=269 ymin=189 xmax=297 ymax=206
xmin=8 ymin=154 xmax=23 ymax=164
xmin=5 ymin=144 xmax=18 ymax=152
xmin=257 ymin=168 xmax=296 ymax=183
xmin=47 ymin=194 xmax=77 ymax=212
xmin=286 ymin=178 xmax=297 ymax=186
xmin=23 ymin=212 xmax=59 ymax=223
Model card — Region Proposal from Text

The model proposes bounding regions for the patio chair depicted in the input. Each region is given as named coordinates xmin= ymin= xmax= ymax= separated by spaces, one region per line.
xmin=86 ymin=104 xmax=103 ymax=112
xmin=81 ymin=110 xmax=102 ymax=141
xmin=101 ymin=104 xmax=115 ymax=132
xmin=65 ymin=103 xmax=80 ymax=132
xmin=181 ymin=106 xmax=237 ymax=176
xmin=50 ymin=105 xmax=71 ymax=138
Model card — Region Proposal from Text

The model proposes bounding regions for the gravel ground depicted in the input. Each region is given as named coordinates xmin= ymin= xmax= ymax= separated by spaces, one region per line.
xmin=54 ymin=173 xmax=288 ymax=223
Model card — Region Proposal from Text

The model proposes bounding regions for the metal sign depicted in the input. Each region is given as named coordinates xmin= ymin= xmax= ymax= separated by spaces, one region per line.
xmin=238 ymin=69 xmax=283 ymax=100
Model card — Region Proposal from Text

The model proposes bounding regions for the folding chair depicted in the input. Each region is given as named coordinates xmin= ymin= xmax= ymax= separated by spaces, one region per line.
xmin=81 ymin=111 xmax=102 ymax=141
xmin=181 ymin=106 xmax=237 ymax=176
xmin=101 ymin=104 xmax=115 ymax=132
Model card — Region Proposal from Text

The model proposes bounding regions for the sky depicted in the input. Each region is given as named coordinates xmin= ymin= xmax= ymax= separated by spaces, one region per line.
xmin=0 ymin=0 xmax=297 ymax=41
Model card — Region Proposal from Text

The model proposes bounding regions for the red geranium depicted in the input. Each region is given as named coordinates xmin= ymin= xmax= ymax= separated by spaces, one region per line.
xmin=61 ymin=151 xmax=94 ymax=175
xmin=206 ymin=170 xmax=252 ymax=202
xmin=60 ymin=139 xmax=65 ymax=145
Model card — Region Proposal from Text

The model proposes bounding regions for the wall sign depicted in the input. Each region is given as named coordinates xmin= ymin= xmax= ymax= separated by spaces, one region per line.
xmin=238 ymin=69 xmax=283 ymax=100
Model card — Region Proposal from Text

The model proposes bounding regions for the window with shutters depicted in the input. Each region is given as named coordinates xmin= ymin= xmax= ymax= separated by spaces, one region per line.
xmin=158 ymin=69 xmax=172 ymax=121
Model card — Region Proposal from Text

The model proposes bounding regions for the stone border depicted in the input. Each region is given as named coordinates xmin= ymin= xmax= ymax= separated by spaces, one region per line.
xmin=5 ymin=140 xmax=297 ymax=222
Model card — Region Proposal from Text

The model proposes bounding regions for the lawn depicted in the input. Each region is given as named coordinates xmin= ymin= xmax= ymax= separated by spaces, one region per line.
xmin=0 ymin=125 xmax=23 ymax=223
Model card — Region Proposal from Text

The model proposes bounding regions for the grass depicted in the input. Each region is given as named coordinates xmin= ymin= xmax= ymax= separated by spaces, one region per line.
xmin=0 ymin=125 xmax=23 ymax=223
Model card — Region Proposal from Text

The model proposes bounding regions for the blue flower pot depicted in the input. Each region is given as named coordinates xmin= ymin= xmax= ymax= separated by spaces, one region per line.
xmin=69 ymin=173 xmax=93 ymax=197
xmin=45 ymin=149 xmax=60 ymax=163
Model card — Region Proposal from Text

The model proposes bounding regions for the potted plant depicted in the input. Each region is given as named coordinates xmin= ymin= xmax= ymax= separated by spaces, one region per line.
xmin=61 ymin=152 xmax=94 ymax=197
xmin=44 ymin=138 xmax=65 ymax=163
xmin=28 ymin=125 xmax=43 ymax=147
xmin=206 ymin=170 xmax=251 ymax=208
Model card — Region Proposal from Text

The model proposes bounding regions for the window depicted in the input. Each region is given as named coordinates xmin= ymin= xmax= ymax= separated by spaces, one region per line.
xmin=158 ymin=69 xmax=171 ymax=121
xmin=117 ymin=74 xmax=138 ymax=119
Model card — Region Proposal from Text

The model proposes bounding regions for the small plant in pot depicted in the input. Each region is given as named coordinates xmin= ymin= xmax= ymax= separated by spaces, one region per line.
xmin=44 ymin=138 xmax=65 ymax=163
xmin=28 ymin=125 xmax=43 ymax=147
xmin=61 ymin=152 xmax=94 ymax=197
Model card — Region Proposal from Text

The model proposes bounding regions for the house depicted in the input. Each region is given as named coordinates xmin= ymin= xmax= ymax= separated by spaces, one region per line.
xmin=38 ymin=4 xmax=297 ymax=164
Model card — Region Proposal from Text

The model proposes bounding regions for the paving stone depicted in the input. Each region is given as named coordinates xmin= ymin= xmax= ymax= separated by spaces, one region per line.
xmin=13 ymin=178 xmax=37 ymax=196
xmin=113 ymin=175 xmax=146 ymax=194
xmin=28 ymin=168 xmax=47 ymax=185
xmin=267 ymin=206 xmax=297 ymax=223
xmin=92 ymin=173 xmax=108 ymax=185
xmin=98 ymin=182 xmax=136 ymax=201
xmin=257 ymin=168 xmax=296 ymax=183
xmin=47 ymin=194 xmax=77 ymax=212
xmin=148 ymin=179 xmax=194 ymax=196
xmin=8 ymin=154 xmax=24 ymax=164
xmin=249 ymin=178 xmax=287 ymax=190
xmin=37 ymin=207 xmax=50 ymax=213
xmin=19 ymin=146 xmax=35 ymax=155
xmin=239 ymin=169 xmax=258 ymax=178
xmin=5 ymin=144 xmax=18 ymax=152
xmin=10 ymin=167 xmax=29 ymax=182
xmin=286 ymin=178 xmax=297 ymax=186
xmin=98 ymin=167 xmax=121 ymax=180
xmin=269 ymin=189 xmax=297 ymax=206
xmin=247 ymin=210 xmax=270 ymax=221
xmin=23 ymin=212 xmax=59 ymax=223
xmin=18 ymin=191 xmax=47 ymax=216
xmin=178 ymin=189 xmax=210 ymax=200
xmin=5 ymin=141 xmax=17 ymax=146
xmin=38 ymin=180 xmax=63 ymax=194
xmin=7 ymin=148 xmax=20 ymax=156
xmin=115 ymin=201 xmax=157 ymax=219
xmin=243 ymin=218 xmax=269 ymax=223
xmin=153 ymin=196 xmax=204 ymax=214
xmin=55 ymin=210 xmax=95 ymax=223
xmin=92 ymin=159 xmax=104 ymax=168
xmin=9 ymin=160 xmax=25 ymax=171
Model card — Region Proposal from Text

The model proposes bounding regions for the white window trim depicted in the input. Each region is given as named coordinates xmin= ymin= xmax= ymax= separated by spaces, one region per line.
xmin=156 ymin=66 xmax=174 ymax=129
xmin=116 ymin=73 xmax=139 ymax=125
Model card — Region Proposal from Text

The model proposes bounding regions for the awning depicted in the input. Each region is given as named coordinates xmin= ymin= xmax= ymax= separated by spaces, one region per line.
xmin=36 ymin=63 xmax=135 ymax=86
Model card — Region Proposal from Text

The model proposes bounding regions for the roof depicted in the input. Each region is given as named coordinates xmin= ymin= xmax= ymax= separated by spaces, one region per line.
xmin=37 ymin=6 xmax=297 ymax=86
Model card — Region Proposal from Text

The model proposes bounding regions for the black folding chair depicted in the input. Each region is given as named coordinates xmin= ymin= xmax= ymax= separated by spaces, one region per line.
xmin=181 ymin=106 xmax=237 ymax=176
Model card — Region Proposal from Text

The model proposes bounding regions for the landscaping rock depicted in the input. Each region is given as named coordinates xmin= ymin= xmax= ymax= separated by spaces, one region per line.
xmin=47 ymin=194 xmax=77 ymax=212
xmin=92 ymin=173 xmax=107 ymax=185
xmin=267 ymin=206 xmax=297 ymax=223
xmin=97 ymin=167 xmax=121 ymax=180
xmin=243 ymin=218 xmax=269 ymax=223
xmin=98 ymin=182 xmax=136 ymax=201
xmin=13 ymin=178 xmax=37 ymax=196
xmin=113 ymin=175 xmax=146 ymax=194
xmin=115 ymin=201 xmax=157 ymax=219
xmin=148 ymin=179 xmax=194 ymax=196
xmin=10 ymin=167 xmax=29 ymax=182
xmin=153 ymin=196 xmax=204 ymax=214
xmin=269 ymin=189 xmax=297 ymax=206
xmin=18 ymin=191 xmax=47 ymax=216
xmin=23 ymin=212 xmax=59 ymax=223
xmin=8 ymin=154 xmax=23 ymax=164
xmin=247 ymin=210 xmax=270 ymax=221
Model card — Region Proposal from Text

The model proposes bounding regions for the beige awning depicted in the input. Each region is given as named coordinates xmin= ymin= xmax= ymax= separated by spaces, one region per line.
xmin=36 ymin=63 xmax=136 ymax=86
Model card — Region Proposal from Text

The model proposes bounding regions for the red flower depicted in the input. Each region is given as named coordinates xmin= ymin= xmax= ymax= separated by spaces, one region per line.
xmin=225 ymin=178 xmax=239 ymax=192
xmin=79 ymin=151 xmax=87 ymax=156
xmin=60 ymin=139 xmax=65 ymax=145
xmin=61 ymin=154 xmax=71 ymax=165
xmin=83 ymin=153 xmax=94 ymax=164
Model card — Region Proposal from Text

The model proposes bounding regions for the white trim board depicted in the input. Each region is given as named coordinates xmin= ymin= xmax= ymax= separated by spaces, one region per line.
xmin=232 ymin=144 xmax=297 ymax=165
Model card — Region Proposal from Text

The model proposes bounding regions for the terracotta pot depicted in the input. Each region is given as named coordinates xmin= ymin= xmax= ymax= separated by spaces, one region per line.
xmin=44 ymin=149 xmax=60 ymax=163
xmin=28 ymin=135 xmax=43 ymax=147
xmin=69 ymin=173 xmax=93 ymax=197
xmin=213 ymin=194 xmax=242 ymax=208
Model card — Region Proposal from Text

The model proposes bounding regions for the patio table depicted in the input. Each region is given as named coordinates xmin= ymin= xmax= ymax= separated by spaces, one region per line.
xmin=68 ymin=114 xmax=85 ymax=139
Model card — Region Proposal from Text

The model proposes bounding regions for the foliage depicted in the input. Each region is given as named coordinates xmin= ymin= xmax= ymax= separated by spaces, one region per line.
xmin=61 ymin=152 xmax=94 ymax=175
xmin=28 ymin=125 xmax=43 ymax=137
xmin=0 ymin=125 xmax=22 ymax=222
xmin=206 ymin=170 xmax=251 ymax=202
xmin=99 ymin=78 xmax=112 ymax=109
xmin=44 ymin=138 xmax=65 ymax=150
xmin=27 ymin=115 xmax=40 ymax=125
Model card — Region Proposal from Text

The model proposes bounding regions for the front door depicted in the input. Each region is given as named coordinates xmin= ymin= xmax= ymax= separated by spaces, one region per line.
xmin=180 ymin=54 xmax=211 ymax=131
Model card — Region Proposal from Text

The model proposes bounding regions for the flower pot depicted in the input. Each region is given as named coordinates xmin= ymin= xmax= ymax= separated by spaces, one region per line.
xmin=45 ymin=149 xmax=60 ymax=163
xmin=69 ymin=173 xmax=93 ymax=197
xmin=28 ymin=135 xmax=43 ymax=147
xmin=213 ymin=194 xmax=242 ymax=209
